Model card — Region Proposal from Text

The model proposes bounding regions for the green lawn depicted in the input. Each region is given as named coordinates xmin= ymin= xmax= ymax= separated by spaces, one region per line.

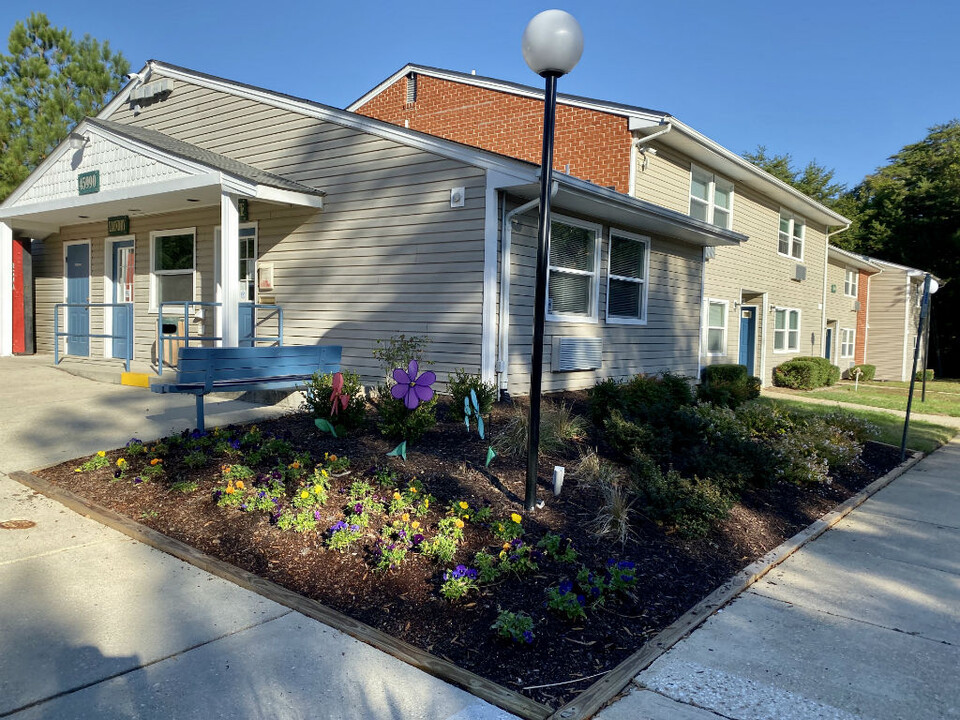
xmin=804 ymin=380 xmax=960 ymax=417
xmin=760 ymin=397 xmax=957 ymax=453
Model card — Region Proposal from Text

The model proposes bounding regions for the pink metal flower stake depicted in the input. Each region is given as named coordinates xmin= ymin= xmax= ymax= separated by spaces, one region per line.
xmin=329 ymin=372 xmax=349 ymax=416
xmin=390 ymin=360 xmax=436 ymax=410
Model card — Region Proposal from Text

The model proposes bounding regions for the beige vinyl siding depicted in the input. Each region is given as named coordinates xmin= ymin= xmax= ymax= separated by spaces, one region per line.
xmin=824 ymin=258 xmax=860 ymax=370
xmin=504 ymin=203 xmax=701 ymax=396
xmin=632 ymin=142 xmax=692 ymax=214
xmin=867 ymin=269 xmax=911 ymax=381
xmin=31 ymin=74 xmax=489 ymax=388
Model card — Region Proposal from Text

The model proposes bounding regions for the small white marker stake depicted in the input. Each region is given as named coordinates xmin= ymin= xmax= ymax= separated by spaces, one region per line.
xmin=553 ymin=466 xmax=565 ymax=496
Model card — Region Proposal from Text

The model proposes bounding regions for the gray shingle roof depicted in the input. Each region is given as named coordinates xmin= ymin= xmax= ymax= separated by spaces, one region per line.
xmin=88 ymin=118 xmax=325 ymax=197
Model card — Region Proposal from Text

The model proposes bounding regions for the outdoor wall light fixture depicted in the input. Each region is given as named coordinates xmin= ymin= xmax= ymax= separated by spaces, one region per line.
xmin=67 ymin=132 xmax=90 ymax=151
xmin=522 ymin=9 xmax=584 ymax=512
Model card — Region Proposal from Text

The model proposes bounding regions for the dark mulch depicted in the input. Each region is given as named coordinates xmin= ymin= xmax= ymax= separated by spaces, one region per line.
xmin=33 ymin=396 xmax=904 ymax=709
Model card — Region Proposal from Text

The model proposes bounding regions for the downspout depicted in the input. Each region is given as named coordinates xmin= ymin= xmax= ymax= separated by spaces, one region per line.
xmin=822 ymin=224 xmax=851 ymax=358
xmin=697 ymin=246 xmax=707 ymax=380
xmin=498 ymin=183 xmax=559 ymax=399
xmin=498 ymin=195 xmax=545 ymax=400
xmin=628 ymin=123 xmax=672 ymax=198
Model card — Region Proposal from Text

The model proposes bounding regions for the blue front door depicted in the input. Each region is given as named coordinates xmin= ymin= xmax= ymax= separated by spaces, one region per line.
xmin=66 ymin=243 xmax=90 ymax=356
xmin=112 ymin=241 xmax=134 ymax=360
xmin=239 ymin=303 xmax=255 ymax=347
xmin=825 ymin=327 xmax=833 ymax=361
xmin=738 ymin=306 xmax=756 ymax=376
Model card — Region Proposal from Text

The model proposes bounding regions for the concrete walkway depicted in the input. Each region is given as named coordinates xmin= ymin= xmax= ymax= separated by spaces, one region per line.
xmin=596 ymin=437 xmax=960 ymax=720
xmin=0 ymin=355 xmax=514 ymax=720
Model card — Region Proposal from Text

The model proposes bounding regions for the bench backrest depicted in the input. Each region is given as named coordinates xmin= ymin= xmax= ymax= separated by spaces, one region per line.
xmin=176 ymin=345 xmax=342 ymax=386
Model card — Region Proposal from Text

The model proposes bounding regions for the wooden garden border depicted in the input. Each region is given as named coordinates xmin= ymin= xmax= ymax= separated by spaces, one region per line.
xmin=11 ymin=447 xmax=925 ymax=720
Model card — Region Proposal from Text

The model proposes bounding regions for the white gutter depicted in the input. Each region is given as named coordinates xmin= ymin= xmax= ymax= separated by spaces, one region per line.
xmin=497 ymin=188 xmax=555 ymax=398
xmin=629 ymin=123 xmax=672 ymax=197
xmin=821 ymin=225 xmax=851 ymax=358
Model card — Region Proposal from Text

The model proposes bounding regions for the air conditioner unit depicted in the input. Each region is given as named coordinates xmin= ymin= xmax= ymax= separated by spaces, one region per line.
xmin=794 ymin=264 xmax=807 ymax=282
xmin=552 ymin=337 xmax=602 ymax=372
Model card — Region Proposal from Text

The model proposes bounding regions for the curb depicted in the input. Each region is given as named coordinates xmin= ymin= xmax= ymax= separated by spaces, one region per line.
xmin=548 ymin=449 xmax=927 ymax=720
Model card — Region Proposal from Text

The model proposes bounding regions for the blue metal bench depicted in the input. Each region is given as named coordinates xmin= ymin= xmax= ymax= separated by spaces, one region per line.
xmin=151 ymin=345 xmax=341 ymax=432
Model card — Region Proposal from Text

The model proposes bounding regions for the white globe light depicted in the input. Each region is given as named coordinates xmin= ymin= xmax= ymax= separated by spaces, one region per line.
xmin=929 ymin=277 xmax=940 ymax=294
xmin=522 ymin=10 xmax=584 ymax=77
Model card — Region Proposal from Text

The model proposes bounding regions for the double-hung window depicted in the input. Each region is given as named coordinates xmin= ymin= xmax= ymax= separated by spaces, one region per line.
xmin=150 ymin=228 xmax=195 ymax=311
xmin=773 ymin=308 xmax=800 ymax=352
xmin=778 ymin=211 xmax=805 ymax=260
xmin=547 ymin=217 xmax=600 ymax=321
xmin=844 ymin=268 xmax=858 ymax=298
xmin=606 ymin=230 xmax=649 ymax=323
xmin=840 ymin=328 xmax=855 ymax=359
xmin=705 ymin=300 xmax=728 ymax=355
xmin=690 ymin=166 xmax=733 ymax=230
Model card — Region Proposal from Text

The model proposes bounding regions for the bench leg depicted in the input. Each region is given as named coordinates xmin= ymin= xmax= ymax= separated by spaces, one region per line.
xmin=196 ymin=394 xmax=205 ymax=433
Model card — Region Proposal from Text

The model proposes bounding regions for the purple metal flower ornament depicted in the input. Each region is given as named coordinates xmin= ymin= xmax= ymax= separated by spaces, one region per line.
xmin=390 ymin=360 xmax=436 ymax=410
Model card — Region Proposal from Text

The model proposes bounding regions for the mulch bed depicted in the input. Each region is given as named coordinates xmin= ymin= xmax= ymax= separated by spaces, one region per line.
xmin=32 ymin=395 xmax=904 ymax=709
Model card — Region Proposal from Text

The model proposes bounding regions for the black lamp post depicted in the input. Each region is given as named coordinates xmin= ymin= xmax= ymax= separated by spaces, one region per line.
xmin=522 ymin=10 xmax=584 ymax=511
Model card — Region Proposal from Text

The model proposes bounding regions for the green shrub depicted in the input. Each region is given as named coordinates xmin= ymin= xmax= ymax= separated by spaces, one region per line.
xmin=844 ymin=364 xmax=876 ymax=381
xmin=376 ymin=394 xmax=437 ymax=441
xmin=916 ymin=369 xmax=935 ymax=381
xmin=590 ymin=373 xmax=694 ymax=427
xmin=697 ymin=364 xmax=761 ymax=408
xmin=301 ymin=369 xmax=367 ymax=431
xmin=628 ymin=452 xmax=732 ymax=538
xmin=773 ymin=359 xmax=821 ymax=390
xmin=590 ymin=378 xmax=627 ymax=425
xmin=372 ymin=334 xmax=432 ymax=382
xmin=448 ymin=368 xmax=497 ymax=422
xmin=602 ymin=411 xmax=671 ymax=463
xmin=790 ymin=356 xmax=842 ymax=387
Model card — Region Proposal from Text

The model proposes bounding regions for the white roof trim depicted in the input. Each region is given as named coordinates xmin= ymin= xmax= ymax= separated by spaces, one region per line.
xmin=96 ymin=62 xmax=154 ymax=120
xmin=828 ymin=245 xmax=882 ymax=273
xmin=349 ymin=64 xmax=848 ymax=227
xmin=99 ymin=61 xmax=540 ymax=183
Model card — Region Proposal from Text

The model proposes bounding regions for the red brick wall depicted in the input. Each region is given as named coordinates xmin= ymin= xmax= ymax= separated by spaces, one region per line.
xmin=356 ymin=74 xmax=633 ymax=193
xmin=855 ymin=270 xmax=870 ymax=365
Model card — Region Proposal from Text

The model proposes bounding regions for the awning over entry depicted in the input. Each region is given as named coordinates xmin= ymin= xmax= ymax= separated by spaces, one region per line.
xmin=0 ymin=117 xmax=325 ymax=355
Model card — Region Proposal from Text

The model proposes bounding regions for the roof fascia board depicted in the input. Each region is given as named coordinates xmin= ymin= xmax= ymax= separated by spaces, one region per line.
xmin=145 ymin=62 xmax=541 ymax=178
xmin=347 ymin=64 xmax=667 ymax=125
xmin=255 ymin=185 xmax=323 ymax=208
xmin=98 ymin=62 xmax=154 ymax=120
xmin=665 ymin=118 xmax=849 ymax=227
xmin=0 ymin=173 xmax=223 ymax=220
xmin=828 ymin=246 xmax=881 ymax=273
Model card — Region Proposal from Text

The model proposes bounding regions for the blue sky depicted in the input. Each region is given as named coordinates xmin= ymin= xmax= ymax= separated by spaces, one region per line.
xmin=4 ymin=0 xmax=958 ymax=189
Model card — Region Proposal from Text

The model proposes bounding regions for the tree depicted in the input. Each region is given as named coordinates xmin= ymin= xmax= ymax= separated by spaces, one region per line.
xmin=845 ymin=121 xmax=960 ymax=376
xmin=742 ymin=145 xmax=847 ymax=208
xmin=0 ymin=12 xmax=128 ymax=200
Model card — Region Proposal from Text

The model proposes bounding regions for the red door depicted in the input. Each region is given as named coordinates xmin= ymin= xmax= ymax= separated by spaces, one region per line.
xmin=12 ymin=239 xmax=25 ymax=354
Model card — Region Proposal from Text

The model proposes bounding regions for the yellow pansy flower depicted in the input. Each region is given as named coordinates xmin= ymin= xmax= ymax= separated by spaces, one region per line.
xmin=235 ymin=480 xmax=245 ymax=490
xmin=401 ymin=513 xmax=410 ymax=522
xmin=455 ymin=519 xmax=465 ymax=529
xmin=411 ymin=521 xmax=420 ymax=530
xmin=393 ymin=492 xmax=402 ymax=500
xmin=301 ymin=490 xmax=309 ymax=499
xmin=97 ymin=451 xmax=106 ymax=458
xmin=458 ymin=501 xmax=468 ymax=510
xmin=511 ymin=513 xmax=522 ymax=524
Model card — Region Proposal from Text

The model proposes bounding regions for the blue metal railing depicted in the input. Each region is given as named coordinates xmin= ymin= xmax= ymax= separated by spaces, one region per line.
xmin=54 ymin=303 xmax=134 ymax=373
xmin=157 ymin=301 xmax=284 ymax=376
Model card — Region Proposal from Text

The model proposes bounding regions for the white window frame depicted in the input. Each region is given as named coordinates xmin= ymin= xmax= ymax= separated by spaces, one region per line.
xmin=778 ymin=210 xmax=805 ymax=261
xmin=605 ymin=229 xmax=650 ymax=325
xmin=844 ymin=268 xmax=858 ymax=298
xmin=150 ymin=227 xmax=196 ymax=313
xmin=773 ymin=307 xmax=801 ymax=353
xmin=546 ymin=214 xmax=602 ymax=323
xmin=840 ymin=327 xmax=855 ymax=359
xmin=704 ymin=298 xmax=728 ymax=357
xmin=689 ymin=165 xmax=734 ymax=230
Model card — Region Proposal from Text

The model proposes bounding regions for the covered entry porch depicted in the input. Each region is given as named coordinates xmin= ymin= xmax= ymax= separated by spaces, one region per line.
xmin=0 ymin=118 xmax=324 ymax=373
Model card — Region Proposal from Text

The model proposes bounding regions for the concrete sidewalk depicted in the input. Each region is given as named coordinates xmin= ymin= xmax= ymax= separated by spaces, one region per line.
xmin=0 ymin=355 xmax=514 ymax=720
xmin=597 ymin=438 xmax=960 ymax=720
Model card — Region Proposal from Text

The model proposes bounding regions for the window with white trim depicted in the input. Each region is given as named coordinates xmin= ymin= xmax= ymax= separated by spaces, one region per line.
xmin=547 ymin=217 xmax=600 ymax=321
xmin=150 ymin=228 xmax=195 ymax=311
xmin=773 ymin=308 xmax=800 ymax=352
xmin=778 ymin=211 xmax=805 ymax=260
xmin=606 ymin=230 xmax=649 ymax=323
xmin=690 ymin=166 xmax=734 ymax=230
xmin=844 ymin=268 xmax=858 ymax=298
xmin=840 ymin=327 xmax=855 ymax=358
xmin=705 ymin=300 xmax=728 ymax=355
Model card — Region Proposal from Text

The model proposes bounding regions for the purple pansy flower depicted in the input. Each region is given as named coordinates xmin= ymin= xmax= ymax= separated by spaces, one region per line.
xmin=390 ymin=360 xmax=436 ymax=410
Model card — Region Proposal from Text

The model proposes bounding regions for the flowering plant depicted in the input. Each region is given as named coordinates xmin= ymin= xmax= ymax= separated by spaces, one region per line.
xmin=276 ymin=508 xmax=321 ymax=533
xmin=492 ymin=513 xmax=525 ymax=542
xmin=545 ymin=580 xmax=587 ymax=621
xmin=537 ymin=532 xmax=578 ymax=564
xmin=326 ymin=521 xmax=364 ymax=552
xmin=492 ymin=610 xmax=535 ymax=644
xmin=440 ymin=565 xmax=479 ymax=600
xmin=75 ymin=450 xmax=109 ymax=472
